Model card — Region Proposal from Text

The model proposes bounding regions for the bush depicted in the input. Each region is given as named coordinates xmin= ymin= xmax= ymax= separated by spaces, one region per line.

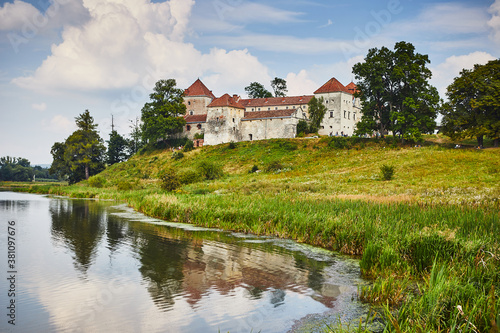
xmin=179 ymin=169 xmax=203 ymax=184
xmin=228 ymin=141 xmax=237 ymax=149
xmin=183 ymin=140 xmax=194 ymax=152
xmin=117 ymin=181 xmax=133 ymax=191
xmin=171 ymin=151 xmax=184 ymax=160
xmin=249 ymin=165 xmax=259 ymax=173
xmin=264 ymin=160 xmax=284 ymax=173
xmin=160 ymin=169 xmax=181 ymax=191
xmin=193 ymin=132 xmax=204 ymax=140
xmin=296 ymin=120 xmax=309 ymax=136
xmin=380 ymin=164 xmax=395 ymax=180
xmin=88 ymin=175 xmax=106 ymax=188
xmin=198 ymin=161 xmax=223 ymax=180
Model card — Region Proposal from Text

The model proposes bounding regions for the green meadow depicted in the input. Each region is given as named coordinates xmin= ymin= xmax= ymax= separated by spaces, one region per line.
xmin=6 ymin=135 xmax=499 ymax=332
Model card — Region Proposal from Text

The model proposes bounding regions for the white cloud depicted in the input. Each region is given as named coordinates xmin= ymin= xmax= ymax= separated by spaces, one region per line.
xmin=0 ymin=0 xmax=39 ymax=31
xmin=11 ymin=0 xmax=272 ymax=97
xmin=488 ymin=0 xmax=500 ymax=44
xmin=319 ymin=19 xmax=333 ymax=28
xmin=32 ymin=102 xmax=47 ymax=111
xmin=43 ymin=114 xmax=75 ymax=134
xmin=285 ymin=70 xmax=318 ymax=96
xmin=0 ymin=0 xmax=90 ymax=33
xmin=430 ymin=51 xmax=497 ymax=99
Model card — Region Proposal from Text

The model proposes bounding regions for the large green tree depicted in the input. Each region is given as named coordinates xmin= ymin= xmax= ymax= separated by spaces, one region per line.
xmin=353 ymin=41 xmax=440 ymax=141
xmin=106 ymin=130 xmax=128 ymax=165
xmin=141 ymin=79 xmax=186 ymax=143
xmin=440 ymin=59 xmax=500 ymax=147
xmin=245 ymin=82 xmax=273 ymax=99
xmin=50 ymin=110 xmax=105 ymax=184
xmin=271 ymin=77 xmax=287 ymax=97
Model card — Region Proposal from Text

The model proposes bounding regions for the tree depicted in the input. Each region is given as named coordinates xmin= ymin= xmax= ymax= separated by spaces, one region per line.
xmin=271 ymin=77 xmax=287 ymax=97
xmin=307 ymin=97 xmax=327 ymax=133
xmin=353 ymin=41 xmax=440 ymax=142
xmin=106 ymin=130 xmax=128 ymax=165
xmin=245 ymin=82 xmax=273 ymax=99
xmin=50 ymin=110 xmax=105 ymax=184
xmin=141 ymin=79 xmax=186 ymax=144
xmin=441 ymin=59 xmax=500 ymax=147
xmin=128 ymin=117 xmax=144 ymax=155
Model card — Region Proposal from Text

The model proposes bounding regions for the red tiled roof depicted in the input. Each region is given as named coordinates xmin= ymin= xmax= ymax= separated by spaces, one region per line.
xmin=184 ymin=79 xmax=216 ymax=99
xmin=208 ymin=94 xmax=245 ymax=109
xmin=240 ymin=95 xmax=313 ymax=108
xmin=184 ymin=114 xmax=207 ymax=123
xmin=243 ymin=109 xmax=295 ymax=120
xmin=314 ymin=77 xmax=351 ymax=94
xmin=346 ymin=82 xmax=358 ymax=94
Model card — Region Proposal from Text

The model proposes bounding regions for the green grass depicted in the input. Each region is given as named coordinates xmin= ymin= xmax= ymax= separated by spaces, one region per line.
xmin=15 ymin=135 xmax=500 ymax=332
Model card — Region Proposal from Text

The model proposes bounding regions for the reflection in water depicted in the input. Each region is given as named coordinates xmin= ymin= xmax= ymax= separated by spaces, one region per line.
xmin=50 ymin=200 xmax=106 ymax=274
xmin=0 ymin=193 xmax=367 ymax=333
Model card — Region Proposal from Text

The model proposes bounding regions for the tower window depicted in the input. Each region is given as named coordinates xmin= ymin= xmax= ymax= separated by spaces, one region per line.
xmin=186 ymin=125 xmax=191 ymax=131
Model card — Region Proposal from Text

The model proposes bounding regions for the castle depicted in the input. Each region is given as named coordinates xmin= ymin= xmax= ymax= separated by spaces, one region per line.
xmin=182 ymin=77 xmax=362 ymax=146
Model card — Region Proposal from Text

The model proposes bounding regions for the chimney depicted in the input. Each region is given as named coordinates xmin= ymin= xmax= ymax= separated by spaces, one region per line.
xmin=233 ymin=94 xmax=240 ymax=102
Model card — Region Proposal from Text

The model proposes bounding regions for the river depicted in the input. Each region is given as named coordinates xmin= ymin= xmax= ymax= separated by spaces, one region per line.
xmin=0 ymin=191 xmax=370 ymax=333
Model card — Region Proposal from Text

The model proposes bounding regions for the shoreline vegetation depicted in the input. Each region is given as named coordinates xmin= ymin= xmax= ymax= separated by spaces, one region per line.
xmin=2 ymin=134 xmax=499 ymax=332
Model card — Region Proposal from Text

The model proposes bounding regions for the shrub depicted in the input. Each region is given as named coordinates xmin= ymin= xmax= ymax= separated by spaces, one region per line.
xmin=228 ymin=141 xmax=237 ymax=149
xmin=88 ymin=175 xmax=106 ymax=188
xmin=296 ymin=120 xmax=309 ymax=136
xmin=183 ymin=140 xmax=194 ymax=152
xmin=380 ymin=164 xmax=395 ymax=180
xmin=171 ymin=151 xmax=184 ymax=160
xmin=117 ymin=181 xmax=133 ymax=191
xmin=179 ymin=169 xmax=203 ymax=184
xmin=264 ymin=160 xmax=283 ymax=173
xmin=193 ymin=132 xmax=204 ymax=140
xmin=328 ymin=137 xmax=350 ymax=149
xmin=198 ymin=161 xmax=223 ymax=180
xmin=249 ymin=165 xmax=259 ymax=173
xmin=160 ymin=169 xmax=181 ymax=191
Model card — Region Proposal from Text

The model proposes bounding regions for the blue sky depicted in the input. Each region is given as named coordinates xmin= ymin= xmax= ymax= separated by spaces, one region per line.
xmin=0 ymin=0 xmax=498 ymax=164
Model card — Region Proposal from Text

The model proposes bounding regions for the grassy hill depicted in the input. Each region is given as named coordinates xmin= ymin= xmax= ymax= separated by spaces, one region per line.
xmin=13 ymin=135 xmax=500 ymax=332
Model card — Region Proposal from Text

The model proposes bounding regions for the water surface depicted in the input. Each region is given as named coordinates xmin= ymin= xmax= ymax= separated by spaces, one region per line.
xmin=0 ymin=192 xmax=368 ymax=332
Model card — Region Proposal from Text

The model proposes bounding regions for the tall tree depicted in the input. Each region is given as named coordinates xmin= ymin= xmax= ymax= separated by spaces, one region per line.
xmin=141 ymin=79 xmax=186 ymax=144
xmin=106 ymin=130 xmax=128 ymax=165
xmin=307 ymin=97 xmax=327 ymax=132
xmin=353 ymin=41 xmax=440 ymax=141
xmin=271 ymin=77 xmax=287 ymax=97
xmin=128 ymin=117 xmax=144 ymax=155
xmin=245 ymin=82 xmax=273 ymax=99
xmin=441 ymin=59 xmax=500 ymax=147
xmin=50 ymin=110 xmax=105 ymax=184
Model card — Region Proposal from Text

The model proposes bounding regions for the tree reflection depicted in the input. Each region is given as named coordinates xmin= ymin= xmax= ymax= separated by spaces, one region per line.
xmin=50 ymin=200 xmax=105 ymax=274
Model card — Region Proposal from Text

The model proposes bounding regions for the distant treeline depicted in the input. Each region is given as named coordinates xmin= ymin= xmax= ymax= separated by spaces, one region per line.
xmin=0 ymin=156 xmax=59 ymax=182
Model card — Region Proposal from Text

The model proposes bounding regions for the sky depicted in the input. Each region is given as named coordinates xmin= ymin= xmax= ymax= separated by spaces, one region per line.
xmin=0 ymin=0 xmax=498 ymax=164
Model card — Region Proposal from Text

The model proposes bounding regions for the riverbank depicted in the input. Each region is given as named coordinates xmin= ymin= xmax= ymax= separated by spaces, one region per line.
xmin=5 ymin=135 xmax=500 ymax=332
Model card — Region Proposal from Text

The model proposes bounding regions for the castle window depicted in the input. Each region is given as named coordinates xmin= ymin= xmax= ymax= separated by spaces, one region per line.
xmin=249 ymin=134 xmax=253 ymax=141
xmin=233 ymin=118 xmax=235 ymax=123
xmin=252 ymin=108 xmax=254 ymax=111
xmin=186 ymin=125 xmax=191 ymax=131
xmin=268 ymin=107 xmax=270 ymax=111
xmin=286 ymin=106 xmax=288 ymax=109
xmin=348 ymin=112 xmax=350 ymax=120
xmin=258 ymin=108 xmax=261 ymax=111
xmin=188 ymin=101 xmax=191 ymax=105
xmin=330 ymin=112 xmax=333 ymax=118
xmin=344 ymin=110 xmax=346 ymax=118
xmin=353 ymin=113 xmax=356 ymax=120
xmin=190 ymin=111 xmax=194 ymax=115
xmin=197 ymin=124 xmax=202 ymax=130
xmin=275 ymin=107 xmax=278 ymax=110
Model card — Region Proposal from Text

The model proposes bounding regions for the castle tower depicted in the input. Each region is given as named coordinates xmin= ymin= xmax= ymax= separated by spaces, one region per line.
xmin=184 ymin=79 xmax=216 ymax=116
xmin=314 ymin=77 xmax=359 ymax=136
xmin=204 ymin=94 xmax=245 ymax=145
